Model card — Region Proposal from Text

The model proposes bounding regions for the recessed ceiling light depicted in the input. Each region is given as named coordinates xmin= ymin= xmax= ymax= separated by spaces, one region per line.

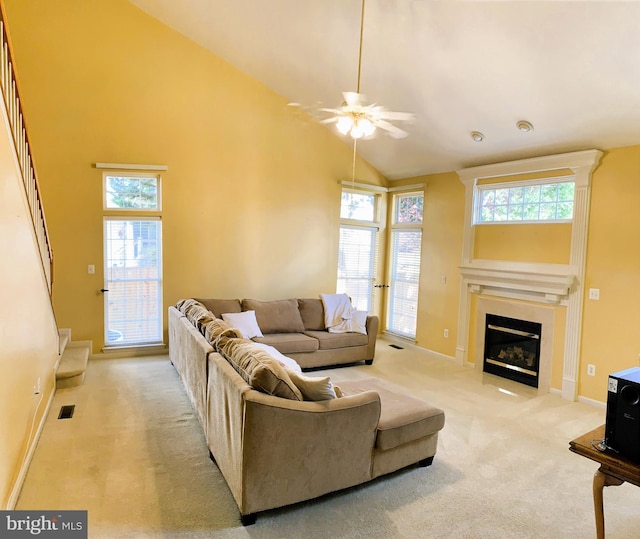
xmin=471 ymin=131 xmax=484 ymax=142
xmin=517 ymin=120 xmax=534 ymax=133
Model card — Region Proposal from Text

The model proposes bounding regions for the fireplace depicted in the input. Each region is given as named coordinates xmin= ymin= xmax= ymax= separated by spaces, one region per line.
xmin=483 ymin=314 xmax=542 ymax=388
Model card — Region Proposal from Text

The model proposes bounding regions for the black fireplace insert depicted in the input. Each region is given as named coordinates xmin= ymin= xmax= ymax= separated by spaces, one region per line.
xmin=483 ymin=314 xmax=542 ymax=388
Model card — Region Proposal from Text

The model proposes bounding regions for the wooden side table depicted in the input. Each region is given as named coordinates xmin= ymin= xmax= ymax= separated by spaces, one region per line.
xmin=569 ymin=424 xmax=640 ymax=538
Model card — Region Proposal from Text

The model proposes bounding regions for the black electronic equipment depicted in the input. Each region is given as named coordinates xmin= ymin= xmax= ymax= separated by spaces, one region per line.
xmin=605 ymin=367 xmax=640 ymax=463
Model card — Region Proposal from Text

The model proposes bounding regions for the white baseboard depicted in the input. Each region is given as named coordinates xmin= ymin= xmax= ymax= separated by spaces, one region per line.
xmin=578 ymin=394 xmax=606 ymax=409
xmin=6 ymin=385 xmax=55 ymax=509
xmin=93 ymin=343 xmax=168 ymax=360
xmin=381 ymin=334 xmax=459 ymax=365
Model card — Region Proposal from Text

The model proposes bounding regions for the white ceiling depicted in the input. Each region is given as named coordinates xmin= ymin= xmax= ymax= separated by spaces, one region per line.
xmin=129 ymin=0 xmax=640 ymax=180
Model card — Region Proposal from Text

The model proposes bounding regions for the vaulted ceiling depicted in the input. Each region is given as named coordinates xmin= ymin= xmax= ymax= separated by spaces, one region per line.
xmin=129 ymin=0 xmax=640 ymax=179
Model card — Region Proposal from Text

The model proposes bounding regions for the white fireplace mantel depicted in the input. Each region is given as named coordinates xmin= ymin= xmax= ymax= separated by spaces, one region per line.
xmin=459 ymin=260 xmax=576 ymax=304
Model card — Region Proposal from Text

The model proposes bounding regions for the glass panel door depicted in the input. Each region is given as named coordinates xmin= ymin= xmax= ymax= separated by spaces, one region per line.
xmin=103 ymin=218 xmax=162 ymax=346
xmin=337 ymin=225 xmax=376 ymax=312
xmin=387 ymin=229 xmax=422 ymax=338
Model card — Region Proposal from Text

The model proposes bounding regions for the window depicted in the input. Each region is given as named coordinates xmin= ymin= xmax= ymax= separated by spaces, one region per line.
xmin=337 ymin=189 xmax=379 ymax=312
xmin=104 ymin=174 xmax=161 ymax=210
xmin=387 ymin=192 xmax=423 ymax=339
xmin=475 ymin=178 xmax=575 ymax=224
xmin=102 ymin=172 xmax=162 ymax=348
xmin=340 ymin=190 xmax=376 ymax=222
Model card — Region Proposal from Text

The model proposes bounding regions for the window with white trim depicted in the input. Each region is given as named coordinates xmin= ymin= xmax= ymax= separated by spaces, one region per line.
xmin=387 ymin=191 xmax=423 ymax=339
xmin=104 ymin=173 xmax=161 ymax=211
xmin=474 ymin=177 xmax=575 ymax=224
xmin=337 ymin=189 xmax=379 ymax=312
xmin=103 ymin=172 xmax=163 ymax=347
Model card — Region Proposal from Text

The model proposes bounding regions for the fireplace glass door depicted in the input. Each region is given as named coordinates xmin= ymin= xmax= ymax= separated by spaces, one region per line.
xmin=484 ymin=314 xmax=542 ymax=388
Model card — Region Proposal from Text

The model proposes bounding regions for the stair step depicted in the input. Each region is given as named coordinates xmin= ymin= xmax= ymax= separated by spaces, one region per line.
xmin=58 ymin=328 xmax=71 ymax=355
xmin=56 ymin=342 xmax=91 ymax=389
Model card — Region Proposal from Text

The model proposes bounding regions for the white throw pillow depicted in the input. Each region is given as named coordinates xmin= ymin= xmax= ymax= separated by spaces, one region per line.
xmin=221 ymin=310 xmax=263 ymax=339
xmin=252 ymin=343 xmax=302 ymax=373
xmin=351 ymin=310 xmax=368 ymax=335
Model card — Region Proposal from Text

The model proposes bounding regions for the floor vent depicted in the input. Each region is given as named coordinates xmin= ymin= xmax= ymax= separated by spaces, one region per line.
xmin=389 ymin=344 xmax=404 ymax=350
xmin=58 ymin=405 xmax=75 ymax=420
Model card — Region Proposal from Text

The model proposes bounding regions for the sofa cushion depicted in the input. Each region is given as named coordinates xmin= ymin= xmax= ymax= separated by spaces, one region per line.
xmin=195 ymin=298 xmax=242 ymax=318
xmin=183 ymin=302 xmax=215 ymax=332
xmin=217 ymin=338 xmax=303 ymax=401
xmin=202 ymin=318 xmax=243 ymax=345
xmin=175 ymin=298 xmax=203 ymax=313
xmin=297 ymin=298 xmax=325 ymax=331
xmin=303 ymin=330 xmax=368 ymax=350
xmin=241 ymin=298 xmax=306 ymax=334
xmin=339 ymin=379 xmax=445 ymax=451
xmin=252 ymin=333 xmax=319 ymax=354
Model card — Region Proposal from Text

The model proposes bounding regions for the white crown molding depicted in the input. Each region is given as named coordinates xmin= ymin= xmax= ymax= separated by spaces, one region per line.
xmin=456 ymin=149 xmax=603 ymax=185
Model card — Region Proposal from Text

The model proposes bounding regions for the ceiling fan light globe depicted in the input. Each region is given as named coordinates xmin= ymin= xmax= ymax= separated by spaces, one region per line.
xmin=350 ymin=123 xmax=365 ymax=139
xmin=360 ymin=118 xmax=376 ymax=137
xmin=336 ymin=116 xmax=354 ymax=135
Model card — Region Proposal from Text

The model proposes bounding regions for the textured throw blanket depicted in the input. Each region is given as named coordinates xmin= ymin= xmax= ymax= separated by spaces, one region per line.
xmin=320 ymin=293 xmax=367 ymax=334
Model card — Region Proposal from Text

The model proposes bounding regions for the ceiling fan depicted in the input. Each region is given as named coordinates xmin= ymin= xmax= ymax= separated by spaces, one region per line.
xmin=320 ymin=0 xmax=414 ymax=140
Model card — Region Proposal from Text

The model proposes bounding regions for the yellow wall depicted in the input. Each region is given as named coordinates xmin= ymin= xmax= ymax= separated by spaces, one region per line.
xmin=474 ymin=223 xmax=572 ymax=264
xmin=580 ymin=146 xmax=640 ymax=399
xmin=4 ymin=0 xmax=386 ymax=351
xmin=0 ymin=97 xmax=58 ymax=507
xmin=390 ymin=173 xmax=465 ymax=356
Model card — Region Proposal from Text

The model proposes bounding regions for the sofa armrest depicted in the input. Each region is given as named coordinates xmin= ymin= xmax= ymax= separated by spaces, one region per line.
xmin=169 ymin=306 xmax=212 ymax=430
xmin=365 ymin=315 xmax=379 ymax=359
xmin=240 ymin=388 xmax=381 ymax=515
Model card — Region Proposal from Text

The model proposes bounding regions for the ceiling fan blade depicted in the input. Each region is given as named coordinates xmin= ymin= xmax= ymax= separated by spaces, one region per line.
xmin=343 ymin=91 xmax=365 ymax=107
xmin=375 ymin=119 xmax=409 ymax=139
xmin=319 ymin=108 xmax=344 ymax=114
xmin=376 ymin=110 xmax=415 ymax=122
xmin=320 ymin=117 xmax=338 ymax=125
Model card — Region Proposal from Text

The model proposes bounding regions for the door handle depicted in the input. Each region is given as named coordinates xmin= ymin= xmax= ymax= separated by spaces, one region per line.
xmin=374 ymin=284 xmax=389 ymax=288
xmin=100 ymin=288 xmax=109 ymax=293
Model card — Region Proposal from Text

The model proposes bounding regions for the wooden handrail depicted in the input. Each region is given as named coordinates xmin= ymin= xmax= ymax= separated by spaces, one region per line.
xmin=0 ymin=2 xmax=54 ymax=293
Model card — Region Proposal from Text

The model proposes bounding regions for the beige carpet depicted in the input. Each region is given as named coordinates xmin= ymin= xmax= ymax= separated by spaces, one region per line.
xmin=16 ymin=340 xmax=640 ymax=538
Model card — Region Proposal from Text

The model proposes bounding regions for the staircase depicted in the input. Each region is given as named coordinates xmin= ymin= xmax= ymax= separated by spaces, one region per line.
xmin=56 ymin=329 xmax=91 ymax=388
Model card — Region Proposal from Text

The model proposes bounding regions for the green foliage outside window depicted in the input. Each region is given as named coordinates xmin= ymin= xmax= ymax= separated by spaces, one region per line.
xmin=396 ymin=194 xmax=424 ymax=224
xmin=105 ymin=176 xmax=159 ymax=209
xmin=478 ymin=181 xmax=574 ymax=223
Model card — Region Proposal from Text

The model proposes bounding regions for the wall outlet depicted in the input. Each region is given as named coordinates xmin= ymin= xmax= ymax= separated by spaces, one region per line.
xmin=87 ymin=264 xmax=95 ymax=274
xmin=588 ymin=288 xmax=600 ymax=300
xmin=440 ymin=275 xmax=447 ymax=285
xmin=443 ymin=329 xmax=449 ymax=338
xmin=587 ymin=364 xmax=596 ymax=376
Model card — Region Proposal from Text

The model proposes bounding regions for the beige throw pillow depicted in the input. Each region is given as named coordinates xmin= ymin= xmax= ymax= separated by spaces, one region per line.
xmin=287 ymin=370 xmax=337 ymax=401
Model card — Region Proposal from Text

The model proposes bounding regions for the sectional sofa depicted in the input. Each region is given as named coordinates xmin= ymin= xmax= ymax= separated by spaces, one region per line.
xmin=169 ymin=299 xmax=445 ymax=525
